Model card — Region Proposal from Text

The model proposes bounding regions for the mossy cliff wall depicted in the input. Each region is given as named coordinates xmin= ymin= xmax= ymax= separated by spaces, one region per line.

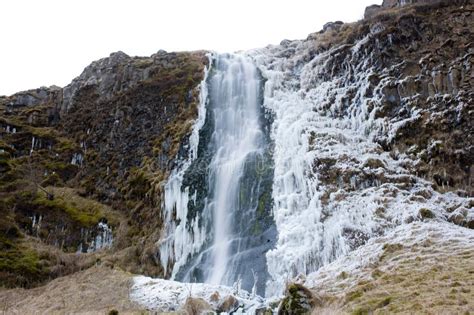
xmin=0 ymin=50 xmax=208 ymax=287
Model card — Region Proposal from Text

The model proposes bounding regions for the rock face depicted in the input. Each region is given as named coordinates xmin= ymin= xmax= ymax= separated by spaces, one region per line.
xmin=0 ymin=50 xmax=208 ymax=287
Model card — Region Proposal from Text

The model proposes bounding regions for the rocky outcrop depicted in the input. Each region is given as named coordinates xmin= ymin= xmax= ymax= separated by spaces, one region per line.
xmin=1 ymin=0 xmax=472 ymax=304
xmin=277 ymin=283 xmax=321 ymax=314
xmin=365 ymin=0 xmax=473 ymax=19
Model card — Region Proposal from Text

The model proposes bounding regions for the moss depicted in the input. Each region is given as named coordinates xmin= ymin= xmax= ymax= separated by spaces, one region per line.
xmin=257 ymin=191 xmax=269 ymax=216
xmin=56 ymin=137 xmax=77 ymax=153
xmin=346 ymin=290 xmax=364 ymax=302
xmin=42 ymin=160 xmax=78 ymax=181
xmin=279 ymin=283 xmax=314 ymax=314
xmin=0 ymin=238 xmax=47 ymax=288
xmin=133 ymin=58 xmax=153 ymax=69
xmin=126 ymin=167 xmax=152 ymax=200
xmin=251 ymin=220 xmax=262 ymax=235
xmin=33 ymin=190 xmax=105 ymax=227
xmin=41 ymin=172 xmax=63 ymax=187
xmin=372 ymin=269 xmax=383 ymax=279
xmin=0 ymin=179 xmax=30 ymax=193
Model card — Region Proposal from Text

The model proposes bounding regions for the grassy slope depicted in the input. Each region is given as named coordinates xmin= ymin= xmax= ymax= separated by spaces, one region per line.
xmin=308 ymin=222 xmax=474 ymax=314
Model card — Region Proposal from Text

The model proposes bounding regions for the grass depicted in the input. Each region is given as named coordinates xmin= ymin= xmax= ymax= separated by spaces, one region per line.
xmin=0 ymin=265 xmax=147 ymax=313
xmin=33 ymin=187 xmax=118 ymax=228
xmin=309 ymin=224 xmax=474 ymax=314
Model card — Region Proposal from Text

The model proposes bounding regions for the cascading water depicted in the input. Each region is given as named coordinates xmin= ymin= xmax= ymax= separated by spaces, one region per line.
xmin=160 ymin=53 xmax=276 ymax=296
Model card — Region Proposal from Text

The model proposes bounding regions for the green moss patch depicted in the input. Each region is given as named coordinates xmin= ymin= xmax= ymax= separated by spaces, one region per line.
xmin=33 ymin=187 xmax=116 ymax=228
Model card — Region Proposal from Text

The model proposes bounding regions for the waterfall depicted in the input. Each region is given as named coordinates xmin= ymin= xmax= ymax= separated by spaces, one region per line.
xmin=160 ymin=53 xmax=276 ymax=296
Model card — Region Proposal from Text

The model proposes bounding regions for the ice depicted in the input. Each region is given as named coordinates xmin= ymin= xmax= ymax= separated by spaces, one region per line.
xmin=130 ymin=276 xmax=266 ymax=313
xmin=87 ymin=221 xmax=113 ymax=252
xmin=154 ymin=27 xmax=471 ymax=301
xmin=71 ymin=153 xmax=83 ymax=165
xmin=159 ymin=55 xmax=211 ymax=277
xmin=247 ymin=33 xmax=471 ymax=295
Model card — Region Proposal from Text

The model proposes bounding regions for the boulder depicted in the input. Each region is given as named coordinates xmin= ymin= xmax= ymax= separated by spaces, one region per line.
xmin=278 ymin=283 xmax=321 ymax=314
xmin=321 ymin=21 xmax=344 ymax=33
xmin=181 ymin=297 xmax=213 ymax=315
xmin=217 ymin=295 xmax=240 ymax=313
xmin=365 ymin=5 xmax=383 ymax=19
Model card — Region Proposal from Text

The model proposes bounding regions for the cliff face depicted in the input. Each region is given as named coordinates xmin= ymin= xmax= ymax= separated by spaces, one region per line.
xmin=0 ymin=50 xmax=208 ymax=287
xmin=249 ymin=0 xmax=473 ymax=296
xmin=245 ymin=1 xmax=473 ymax=312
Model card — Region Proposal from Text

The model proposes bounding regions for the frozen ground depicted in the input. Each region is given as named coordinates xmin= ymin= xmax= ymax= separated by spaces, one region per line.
xmin=130 ymin=276 xmax=269 ymax=313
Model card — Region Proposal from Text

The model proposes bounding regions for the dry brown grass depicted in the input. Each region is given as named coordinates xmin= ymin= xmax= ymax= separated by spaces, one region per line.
xmin=0 ymin=265 xmax=146 ymax=315
xmin=309 ymin=224 xmax=474 ymax=314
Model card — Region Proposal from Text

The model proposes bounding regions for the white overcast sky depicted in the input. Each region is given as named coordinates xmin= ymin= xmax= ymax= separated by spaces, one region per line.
xmin=0 ymin=0 xmax=379 ymax=96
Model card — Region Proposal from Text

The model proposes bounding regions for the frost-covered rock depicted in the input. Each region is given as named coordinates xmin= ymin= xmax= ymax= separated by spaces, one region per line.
xmin=130 ymin=276 xmax=266 ymax=313
xmin=248 ymin=1 xmax=474 ymax=295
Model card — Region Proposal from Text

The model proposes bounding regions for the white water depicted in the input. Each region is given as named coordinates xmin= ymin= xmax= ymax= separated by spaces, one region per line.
xmin=159 ymin=54 xmax=275 ymax=295
xmin=205 ymin=54 xmax=263 ymax=284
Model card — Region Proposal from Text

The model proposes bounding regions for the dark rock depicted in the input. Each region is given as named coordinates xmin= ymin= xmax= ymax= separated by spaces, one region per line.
xmin=365 ymin=5 xmax=382 ymax=19
xmin=322 ymin=21 xmax=344 ymax=33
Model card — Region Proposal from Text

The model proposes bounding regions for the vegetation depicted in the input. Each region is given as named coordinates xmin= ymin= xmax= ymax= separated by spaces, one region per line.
xmin=33 ymin=188 xmax=109 ymax=228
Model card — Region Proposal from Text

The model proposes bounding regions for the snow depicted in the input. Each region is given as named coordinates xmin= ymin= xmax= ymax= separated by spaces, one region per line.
xmin=130 ymin=276 xmax=267 ymax=313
